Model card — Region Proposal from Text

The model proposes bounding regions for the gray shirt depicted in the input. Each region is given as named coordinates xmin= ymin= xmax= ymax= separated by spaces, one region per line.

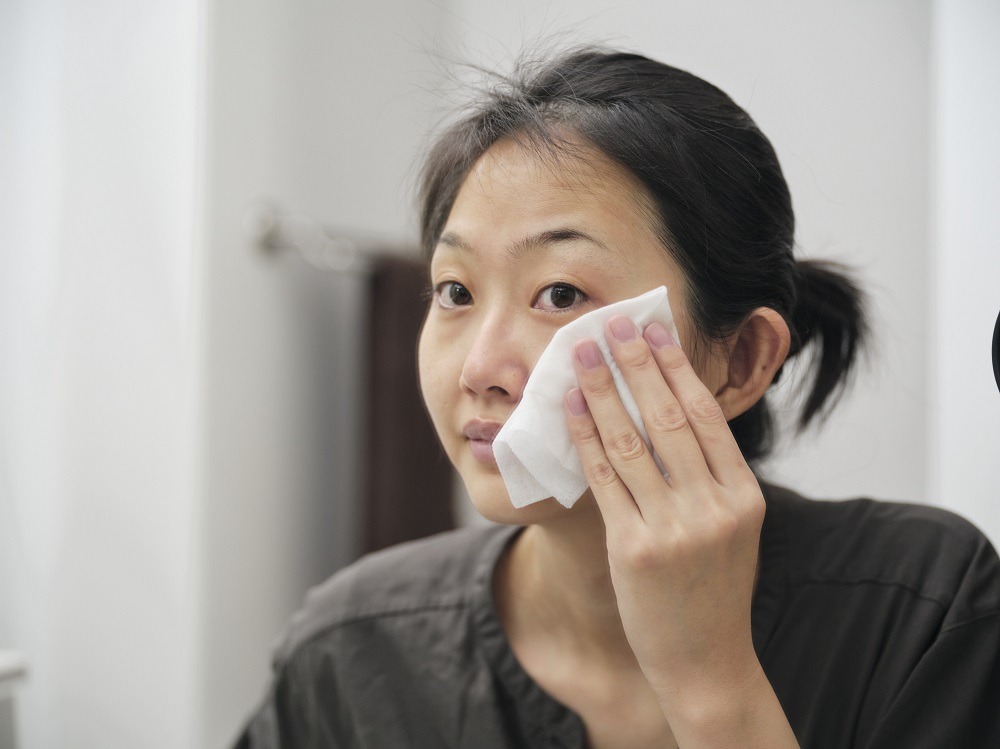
xmin=235 ymin=484 xmax=1000 ymax=748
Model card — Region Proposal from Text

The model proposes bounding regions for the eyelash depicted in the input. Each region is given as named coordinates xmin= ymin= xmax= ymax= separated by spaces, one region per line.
xmin=426 ymin=281 xmax=589 ymax=313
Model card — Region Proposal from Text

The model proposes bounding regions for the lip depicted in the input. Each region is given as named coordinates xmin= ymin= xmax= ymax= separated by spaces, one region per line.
xmin=463 ymin=419 xmax=504 ymax=465
xmin=463 ymin=419 xmax=504 ymax=441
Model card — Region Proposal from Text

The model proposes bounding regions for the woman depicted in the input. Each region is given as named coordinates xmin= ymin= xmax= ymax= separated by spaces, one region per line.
xmin=237 ymin=48 xmax=1000 ymax=747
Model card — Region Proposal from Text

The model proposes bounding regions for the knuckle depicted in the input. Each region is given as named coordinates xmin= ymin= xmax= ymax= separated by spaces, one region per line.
xmin=687 ymin=394 xmax=725 ymax=425
xmin=570 ymin=415 xmax=601 ymax=443
xmin=661 ymin=345 xmax=689 ymax=374
xmin=620 ymin=344 xmax=655 ymax=371
xmin=585 ymin=376 xmax=617 ymax=401
xmin=647 ymin=400 xmax=688 ymax=434
xmin=587 ymin=459 xmax=620 ymax=489
xmin=668 ymin=534 xmax=698 ymax=563
xmin=608 ymin=429 xmax=647 ymax=463
xmin=672 ymin=520 xmax=723 ymax=555
xmin=711 ymin=510 xmax=741 ymax=542
xmin=702 ymin=497 xmax=764 ymax=543
xmin=739 ymin=491 xmax=767 ymax=528
xmin=621 ymin=538 xmax=662 ymax=571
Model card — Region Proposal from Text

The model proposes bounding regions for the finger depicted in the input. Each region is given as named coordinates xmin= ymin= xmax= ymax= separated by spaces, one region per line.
xmin=564 ymin=387 xmax=638 ymax=528
xmin=642 ymin=322 xmax=753 ymax=486
xmin=571 ymin=339 xmax=673 ymax=519
xmin=605 ymin=315 xmax=714 ymax=487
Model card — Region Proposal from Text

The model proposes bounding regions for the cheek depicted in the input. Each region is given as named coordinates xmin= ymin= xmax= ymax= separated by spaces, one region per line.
xmin=663 ymin=300 xmax=711 ymax=379
xmin=416 ymin=328 xmax=437 ymax=410
xmin=417 ymin=323 xmax=455 ymax=428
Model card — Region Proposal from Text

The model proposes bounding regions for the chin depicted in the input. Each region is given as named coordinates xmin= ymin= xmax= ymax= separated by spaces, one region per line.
xmin=459 ymin=469 xmax=590 ymax=526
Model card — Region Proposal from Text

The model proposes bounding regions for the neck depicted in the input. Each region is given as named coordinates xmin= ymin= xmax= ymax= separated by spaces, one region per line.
xmin=496 ymin=494 xmax=638 ymax=668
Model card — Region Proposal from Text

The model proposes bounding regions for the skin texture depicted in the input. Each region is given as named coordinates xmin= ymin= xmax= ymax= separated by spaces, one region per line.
xmin=417 ymin=135 xmax=798 ymax=748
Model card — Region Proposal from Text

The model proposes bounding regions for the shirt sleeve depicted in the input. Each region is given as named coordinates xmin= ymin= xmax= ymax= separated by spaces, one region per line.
xmin=232 ymin=646 xmax=355 ymax=749
xmin=862 ymin=612 xmax=1000 ymax=748
xmin=860 ymin=526 xmax=1000 ymax=749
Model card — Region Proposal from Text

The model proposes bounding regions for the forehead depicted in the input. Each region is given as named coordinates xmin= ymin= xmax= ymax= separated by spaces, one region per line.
xmin=455 ymin=135 xmax=658 ymax=227
xmin=435 ymin=135 xmax=673 ymax=282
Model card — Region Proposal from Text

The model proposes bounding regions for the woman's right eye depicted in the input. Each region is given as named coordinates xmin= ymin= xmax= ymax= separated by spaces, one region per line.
xmin=434 ymin=281 xmax=473 ymax=309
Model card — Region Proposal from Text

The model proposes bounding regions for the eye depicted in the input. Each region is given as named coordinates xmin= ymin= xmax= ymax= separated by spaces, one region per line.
xmin=536 ymin=283 xmax=587 ymax=312
xmin=433 ymin=281 xmax=473 ymax=309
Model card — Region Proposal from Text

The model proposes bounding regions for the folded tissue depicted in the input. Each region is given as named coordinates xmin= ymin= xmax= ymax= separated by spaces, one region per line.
xmin=493 ymin=286 xmax=679 ymax=509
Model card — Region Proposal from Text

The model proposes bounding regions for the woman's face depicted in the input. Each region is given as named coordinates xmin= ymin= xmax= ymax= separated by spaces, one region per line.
xmin=418 ymin=136 xmax=711 ymax=524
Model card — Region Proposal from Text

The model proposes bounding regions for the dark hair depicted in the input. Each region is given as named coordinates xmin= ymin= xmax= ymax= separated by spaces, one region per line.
xmin=418 ymin=47 xmax=868 ymax=461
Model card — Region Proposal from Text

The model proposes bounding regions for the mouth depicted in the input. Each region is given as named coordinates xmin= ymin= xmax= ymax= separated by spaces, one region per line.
xmin=463 ymin=419 xmax=504 ymax=466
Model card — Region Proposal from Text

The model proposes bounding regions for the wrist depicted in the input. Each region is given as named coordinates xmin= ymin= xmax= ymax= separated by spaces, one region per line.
xmin=651 ymin=659 xmax=798 ymax=748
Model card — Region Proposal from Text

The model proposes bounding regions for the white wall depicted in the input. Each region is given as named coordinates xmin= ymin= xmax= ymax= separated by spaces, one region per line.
xmin=0 ymin=1 xmax=202 ymax=747
xmin=930 ymin=0 xmax=1000 ymax=545
xmin=196 ymin=1 xmax=455 ymax=746
xmin=1 ymin=1 xmax=458 ymax=745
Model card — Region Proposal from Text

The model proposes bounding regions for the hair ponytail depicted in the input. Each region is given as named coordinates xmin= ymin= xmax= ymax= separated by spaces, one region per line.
xmin=788 ymin=260 xmax=869 ymax=429
xmin=727 ymin=262 xmax=868 ymax=462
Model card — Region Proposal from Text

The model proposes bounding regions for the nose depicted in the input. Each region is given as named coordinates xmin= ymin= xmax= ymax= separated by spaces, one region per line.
xmin=460 ymin=311 xmax=531 ymax=402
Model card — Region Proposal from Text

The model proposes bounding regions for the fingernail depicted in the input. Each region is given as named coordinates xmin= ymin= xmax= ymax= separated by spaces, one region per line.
xmin=645 ymin=322 xmax=675 ymax=349
xmin=575 ymin=340 xmax=603 ymax=369
xmin=566 ymin=388 xmax=588 ymax=415
xmin=609 ymin=315 xmax=637 ymax=342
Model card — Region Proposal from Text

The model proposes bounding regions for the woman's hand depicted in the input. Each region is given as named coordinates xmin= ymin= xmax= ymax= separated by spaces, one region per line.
xmin=564 ymin=315 xmax=798 ymax=747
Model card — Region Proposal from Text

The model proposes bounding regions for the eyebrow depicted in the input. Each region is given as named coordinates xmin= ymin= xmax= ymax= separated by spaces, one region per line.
xmin=437 ymin=228 xmax=612 ymax=260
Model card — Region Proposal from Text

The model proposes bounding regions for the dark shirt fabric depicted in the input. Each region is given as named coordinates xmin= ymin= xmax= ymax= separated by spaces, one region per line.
xmin=235 ymin=484 xmax=1000 ymax=748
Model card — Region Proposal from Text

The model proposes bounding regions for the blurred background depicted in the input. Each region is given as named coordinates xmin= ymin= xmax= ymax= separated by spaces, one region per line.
xmin=1 ymin=0 xmax=998 ymax=747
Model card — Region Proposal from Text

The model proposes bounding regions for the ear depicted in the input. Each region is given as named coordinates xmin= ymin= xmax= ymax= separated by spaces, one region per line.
xmin=714 ymin=307 xmax=791 ymax=420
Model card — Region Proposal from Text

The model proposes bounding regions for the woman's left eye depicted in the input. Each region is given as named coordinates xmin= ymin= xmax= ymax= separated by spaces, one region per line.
xmin=535 ymin=283 xmax=587 ymax=312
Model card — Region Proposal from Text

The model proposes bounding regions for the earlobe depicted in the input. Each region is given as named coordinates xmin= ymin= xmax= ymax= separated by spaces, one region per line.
xmin=715 ymin=308 xmax=791 ymax=420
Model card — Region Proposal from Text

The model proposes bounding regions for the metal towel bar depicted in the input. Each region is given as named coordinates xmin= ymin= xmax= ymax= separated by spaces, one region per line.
xmin=248 ymin=203 xmax=408 ymax=274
